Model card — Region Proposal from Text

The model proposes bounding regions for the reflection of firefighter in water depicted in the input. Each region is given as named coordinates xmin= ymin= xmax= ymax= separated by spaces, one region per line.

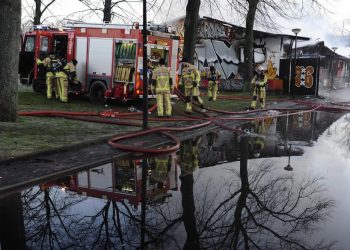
xmin=150 ymin=155 xmax=171 ymax=189
xmin=178 ymin=136 xmax=202 ymax=176
xmin=248 ymin=120 xmax=266 ymax=158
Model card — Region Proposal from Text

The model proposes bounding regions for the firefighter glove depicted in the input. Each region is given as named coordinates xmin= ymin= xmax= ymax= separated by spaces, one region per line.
xmin=192 ymin=81 xmax=198 ymax=87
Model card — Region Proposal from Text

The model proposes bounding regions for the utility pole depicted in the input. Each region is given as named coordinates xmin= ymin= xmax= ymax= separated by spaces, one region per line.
xmin=141 ymin=0 xmax=148 ymax=248
xmin=142 ymin=1 xmax=148 ymax=131
xmin=291 ymin=28 xmax=301 ymax=96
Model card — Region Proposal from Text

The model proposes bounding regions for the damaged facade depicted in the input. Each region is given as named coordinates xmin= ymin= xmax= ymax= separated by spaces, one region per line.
xmin=292 ymin=41 xmax=350 ymax=91
xmin=169 ymin=16 xmax=308 ymax=91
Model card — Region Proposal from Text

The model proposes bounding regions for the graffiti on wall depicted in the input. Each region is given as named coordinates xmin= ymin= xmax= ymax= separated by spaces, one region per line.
xmin=198 ymin=20 xmax=237 ymax=41
xmin=195 ymin=39 xmax=240 ymax=87
xmin=169 ymin=17 xmax=286 ymax=91
xmin=219 ymin=79 xmax=243 ymax=91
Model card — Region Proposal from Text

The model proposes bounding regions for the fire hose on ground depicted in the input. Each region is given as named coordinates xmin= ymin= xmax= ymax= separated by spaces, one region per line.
xmin=17 ymin=89 xmax=350 ymax=155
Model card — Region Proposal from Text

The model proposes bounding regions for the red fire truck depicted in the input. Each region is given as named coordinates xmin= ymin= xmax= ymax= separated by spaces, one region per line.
xmin=19 ymin=22 xmax=180 ymax=104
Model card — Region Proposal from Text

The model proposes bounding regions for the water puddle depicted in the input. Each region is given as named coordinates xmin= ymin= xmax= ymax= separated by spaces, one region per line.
xmin=1 ymin=111 xmax=349 ymax=249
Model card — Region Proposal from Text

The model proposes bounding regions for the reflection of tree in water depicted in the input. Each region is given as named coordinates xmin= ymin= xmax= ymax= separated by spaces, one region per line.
xmin=19 ymin=134 xmax=335 ymax=249
xmin=22 ymin=187 xmax=87 ymax=249
xmin=177 ymin=137 xmax=335 ymax=249
xmin=22 ymin=185 xmax=182 ymax=249
xmin=20 ymin=161 xmax=185 ymax=249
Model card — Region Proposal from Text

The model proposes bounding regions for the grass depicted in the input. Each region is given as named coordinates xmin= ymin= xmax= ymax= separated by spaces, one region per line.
xmin=0 ymin=85 xmax=284 ymax=160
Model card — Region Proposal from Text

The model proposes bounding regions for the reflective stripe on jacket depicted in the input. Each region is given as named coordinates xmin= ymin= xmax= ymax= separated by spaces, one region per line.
xmin=153 ymin=65 xmax=171 ymax=92
xmin=180 ymin=64 xmax=200 ymax=88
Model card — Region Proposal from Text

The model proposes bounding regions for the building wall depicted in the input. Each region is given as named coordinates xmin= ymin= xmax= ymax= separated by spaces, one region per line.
xmin=170 ymin=17 xmax=287 ymax=90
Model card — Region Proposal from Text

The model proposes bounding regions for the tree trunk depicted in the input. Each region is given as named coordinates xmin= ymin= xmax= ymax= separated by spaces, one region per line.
xmin=232 ymin=136 xmax=250 ymax=249
xmin=0 ymin=0 xmax=21 ymax=122
xmin=34 ymin=0 xmax=42 ymax=25
xmin=183 ymin=0 xmax=201 ymax=64
xmin=103 ymin=0 xmax=112 ymax=23
xmin=243 ymin=0 xmax=259 ymax=91
xmin=180 ymin=174 xmax=200 ymax=250
xmin=0 ymin=193 xmax=26 ymax=250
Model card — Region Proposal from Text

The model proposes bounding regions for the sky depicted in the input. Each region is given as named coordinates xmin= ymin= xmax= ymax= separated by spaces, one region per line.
xmin=21 ymin=0 xmax=350 ymax=56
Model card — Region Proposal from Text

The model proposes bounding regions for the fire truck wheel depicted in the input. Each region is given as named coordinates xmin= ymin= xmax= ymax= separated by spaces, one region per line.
xmin=32 ymin=79 xmax=46 ymax=94
xmin=89 ymin=81 xmax=107 ymax=105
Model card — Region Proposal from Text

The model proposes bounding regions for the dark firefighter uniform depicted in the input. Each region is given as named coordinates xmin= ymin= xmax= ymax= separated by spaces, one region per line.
xmin=36 ymin=54 xmax=60 ymax=99
xmin=56 ymin=59 xmax=78 ymax=103
xmin=152 ymin=58 xmax=173 ymax=117
xmin=179 ymin=61 xmax=204 ymax=114
xmin=178 ymin=136 xmax=202 ymax=176
xmin=207 ymin=66 xmax=221 ymax=102
xmin=250 ymin=65 xmax=267 ymax=109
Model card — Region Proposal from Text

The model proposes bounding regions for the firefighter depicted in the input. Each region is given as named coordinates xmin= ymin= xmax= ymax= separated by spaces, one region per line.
xmin=179 ymin=58 xmax=205 ymax=114
xmin=178 ymin=136 xmax=202 ymax=176
xmin=36 ymin=52 xmax=58 ymax=99
xmin=151 ymin=154 xmax=171 ymax=189
xmin=152 ymin=58 xmax=173 ymax=117
xmin=250 ymin=64 xmax=267 ymax=110
xmin=207 ymin=64 xmax=221 ymax=102
xmin=56 ymin=59 xmax=78 ymax=103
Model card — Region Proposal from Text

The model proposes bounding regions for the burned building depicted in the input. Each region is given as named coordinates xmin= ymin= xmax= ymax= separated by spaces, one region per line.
xmin=168 ymin=16 xmax=309 ymax=91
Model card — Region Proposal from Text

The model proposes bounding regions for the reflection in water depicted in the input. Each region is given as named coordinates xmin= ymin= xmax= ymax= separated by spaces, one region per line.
xmin=0 ymin=193 xmax=26 ymax=250
xmin=179 ymin=137 xmax=201 ymax=250
xmin=194 ymin=155 xmax=335 ymax=249
xmin=0 ymin=111 xmax=344 ymax=249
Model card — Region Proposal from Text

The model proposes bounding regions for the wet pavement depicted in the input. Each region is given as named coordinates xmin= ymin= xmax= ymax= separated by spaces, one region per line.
xmin=1 ymin=110 xmax=350 ymax=249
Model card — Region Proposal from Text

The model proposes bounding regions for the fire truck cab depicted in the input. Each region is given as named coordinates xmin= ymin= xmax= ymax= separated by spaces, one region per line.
xmin=19 ymin=23 xmax=180 ymax=104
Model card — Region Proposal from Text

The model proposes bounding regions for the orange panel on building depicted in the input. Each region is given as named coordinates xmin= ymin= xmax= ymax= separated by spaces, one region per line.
xmin=267 ymin=79 xmax=283 ymax=91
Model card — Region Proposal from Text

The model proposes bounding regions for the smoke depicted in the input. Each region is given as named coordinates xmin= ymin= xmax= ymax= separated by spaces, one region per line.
xmin=273 ymin=0 xmax=350 ymax=58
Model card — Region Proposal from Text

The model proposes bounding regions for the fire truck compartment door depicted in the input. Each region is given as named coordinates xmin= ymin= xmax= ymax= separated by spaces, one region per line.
xmin=88 ymin=38 xmax=113 ymax=76
xmin=75 ymin=37 xmax=87 ymax=86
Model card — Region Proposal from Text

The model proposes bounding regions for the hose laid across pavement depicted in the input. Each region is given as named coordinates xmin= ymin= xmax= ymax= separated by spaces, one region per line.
xmin=17 ymin=89 xmax=350 ymax=155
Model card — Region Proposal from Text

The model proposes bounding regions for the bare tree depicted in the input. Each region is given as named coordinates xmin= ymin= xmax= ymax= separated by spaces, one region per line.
xmin=0 ymin=0 xmax=21 ymax=122
xmin=76 ymin=0 xmax=142 ymax=23
xmin=183 ymin=0 xmax=201 ymax=64
xmin=222 ymin=0 xmax=327 ymax=89
xmin=33 ymin=0 xmax=57 ymax=25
